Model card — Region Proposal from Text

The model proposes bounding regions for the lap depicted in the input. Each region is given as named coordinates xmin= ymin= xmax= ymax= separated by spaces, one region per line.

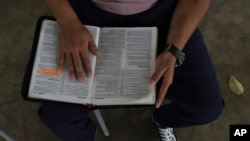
xmin=38 ymin=102 xmax=89 ymax=123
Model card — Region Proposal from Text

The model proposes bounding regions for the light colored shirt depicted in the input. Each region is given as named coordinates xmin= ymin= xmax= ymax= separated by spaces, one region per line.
xmin=92 ymin=0 xmax=158 ymax=15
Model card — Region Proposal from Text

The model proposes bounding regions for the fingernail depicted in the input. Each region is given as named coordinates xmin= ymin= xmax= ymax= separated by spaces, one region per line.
xmin=149 ymin=80 xmax=155 ymax=87
xmin=79 ymin=77 xmax=83 ymax=83
xmin=87 ymin=72 xmax=92 ymax=77
xmin=96 ymin=51 xmax=101 ymax=57
xmin=58 ymin=64 xmax=63 ymax=71
xmin=155 ymin=104 xmax=160 ymax=109
xmin=58 ymin=68 xmax=62 ymax=73
xmin=70 ymin=75 xmax=75 ymax=80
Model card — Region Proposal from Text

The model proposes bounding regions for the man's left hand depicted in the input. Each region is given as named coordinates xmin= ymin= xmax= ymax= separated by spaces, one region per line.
xmin=149 ymin=51 xmax=177 ymax=108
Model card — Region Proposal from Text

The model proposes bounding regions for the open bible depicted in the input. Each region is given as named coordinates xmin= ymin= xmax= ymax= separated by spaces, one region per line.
xmin=23 ymin=16 xmax=157 ymax=106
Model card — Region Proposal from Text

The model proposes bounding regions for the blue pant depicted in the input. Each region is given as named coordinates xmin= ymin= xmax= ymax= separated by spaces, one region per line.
xmin=38 ymin=0 xmax=224 ymax=140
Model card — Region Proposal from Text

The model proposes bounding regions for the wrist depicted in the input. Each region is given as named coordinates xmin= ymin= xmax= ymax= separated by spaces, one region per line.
xmin=164 ymin=43 xmax=185 ymax=67
xmin=60 ymin=18 xmax=83 ymax=30
xmin=43 ymin=0 xmax=83 ymax=28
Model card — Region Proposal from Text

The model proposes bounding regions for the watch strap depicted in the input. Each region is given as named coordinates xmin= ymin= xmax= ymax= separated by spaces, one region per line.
xmin=164 ymin=43 xmax=185 ymax=67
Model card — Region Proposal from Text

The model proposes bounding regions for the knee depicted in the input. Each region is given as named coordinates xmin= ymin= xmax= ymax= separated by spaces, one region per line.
xmin=38 ymin=106 xmax=57 ymax=125
xmin=191 ymin=99 xmax=225 ymax=125
xmin=37 ymin=103 xmax=89 ymax=126
xmin=37 ymin=104 xmax=95 ymax=141
xmin=37 ymin=105 xmax=64 ymax=126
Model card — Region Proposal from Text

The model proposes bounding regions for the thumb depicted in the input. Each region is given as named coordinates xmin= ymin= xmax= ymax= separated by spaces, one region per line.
xmin=89 ymin=39 xmax=100 ymax=57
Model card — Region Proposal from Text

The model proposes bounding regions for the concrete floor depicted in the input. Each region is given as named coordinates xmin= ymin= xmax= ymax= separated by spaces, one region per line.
xmin=0 ymin=0 xmax=249 ymax=141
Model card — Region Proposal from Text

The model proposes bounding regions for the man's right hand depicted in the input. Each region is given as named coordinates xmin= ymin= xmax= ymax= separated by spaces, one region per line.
xmin=43 ymin=0 xmax=100 ymax=82
xmin=58 ymin=22 xmax=100 ymax=82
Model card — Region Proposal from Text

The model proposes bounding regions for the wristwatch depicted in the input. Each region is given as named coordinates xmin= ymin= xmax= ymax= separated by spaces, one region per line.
xmin=164 ymin=43 xmax=185 ymax=67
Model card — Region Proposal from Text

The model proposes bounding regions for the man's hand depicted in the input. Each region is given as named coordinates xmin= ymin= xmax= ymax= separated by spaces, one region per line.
xmin=42 ymin=0 xmax=100 ymax=82
xmin=149 ymin=51 xmax=177 ymax=108
xmin=58 ymin=23 xmax=100 ymax=82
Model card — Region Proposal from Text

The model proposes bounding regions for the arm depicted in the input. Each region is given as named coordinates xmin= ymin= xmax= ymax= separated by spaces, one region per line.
xmin=43 ymin=0 xmax=100 ymax=81
xmin=43 ymin=0 xmax=80 ymax=28
xmin=167 ymin=0 xmax=210 ymax=50
xmin=149 ymin=0 xmax=211 ymax=108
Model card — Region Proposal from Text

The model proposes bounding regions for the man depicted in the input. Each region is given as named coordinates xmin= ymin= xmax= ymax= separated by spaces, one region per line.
xmin=38 ymin=0 xmax=224 ymax=141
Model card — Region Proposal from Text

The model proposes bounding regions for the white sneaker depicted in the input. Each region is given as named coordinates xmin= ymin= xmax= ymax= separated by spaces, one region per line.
xmin=156 ymin=126 xmax=177 ymax=141
xmin=152 ymin=112 xmax=178 ymax=141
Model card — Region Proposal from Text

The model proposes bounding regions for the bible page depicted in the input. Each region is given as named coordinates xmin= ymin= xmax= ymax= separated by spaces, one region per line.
xmin=92 ymin=27 xmax=157 ymax=105
xmin=28 ymin=19 xmax=100 ymax=105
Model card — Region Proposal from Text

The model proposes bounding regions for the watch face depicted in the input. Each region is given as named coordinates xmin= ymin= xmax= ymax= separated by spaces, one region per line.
xmin=175 ymin=52 xmax=185 ymax=67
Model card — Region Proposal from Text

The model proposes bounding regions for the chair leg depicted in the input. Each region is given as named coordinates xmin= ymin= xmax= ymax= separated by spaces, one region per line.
xmin=0 ymin=130 xmax=15 ymax=141
xmin=93 ymin=109 xmax=110 ymax=137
